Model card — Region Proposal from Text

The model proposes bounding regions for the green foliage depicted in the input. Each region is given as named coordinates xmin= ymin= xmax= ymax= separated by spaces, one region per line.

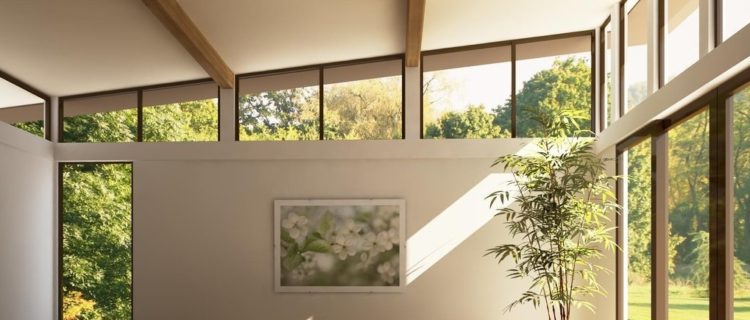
xmin=511 ymin=57 xmax=592 ymax=137
xmin=625 ymin=141 xmax=652 ymax=281
xmin=143 ymin=99 xmax=218 ymax=141
xmin=239 ymin=87 xmax=319 ymax=141
xmin=425 ymin=105 xmax=509 ymax=138
xmin=12 ymin=120 xmax=44 ymax=137
xmin=64 ymin=109 xmax=137 ymax=143
xmin=486 ymin=115 xmax=617 ymax=319
xmin=324 ymin=78 xmax=402 ymax=140
xmin=423 ymin=57 xmax=592 ymax=139
xmin=62 ymin=163 xmax=132 ymax=319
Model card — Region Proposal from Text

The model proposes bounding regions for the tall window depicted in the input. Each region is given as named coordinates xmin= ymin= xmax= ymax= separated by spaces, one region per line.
xmin=323 ymin=59 xmax=403 ymax=140
xmin=516 ymin=35 xmax=592 ymax=137
xmin=624 ymin=0 xmax=649 ymax=111
xmin=61 ymin=163 xmax=133 ymax=319
xmin=62 ymin=92 xmax=138 ymax=143
xmin=142 ymin=82 xmax=219 ymax=142
xmin=668 ymin=109 xmax=709 ymax=319
xmin=602 ymin=19 xmax=614 ymax=129
xmin=730 ymin=82 xmax=750 ymax=320
xmin=722 ymin=0 xmax=750 ymax=42
xmin=0 ymin=77 xmax=47 ymax=138
xmin=237 ymin=69 xmax=320 ymax=141
xmin=624 ymin=139 xmax=653 ymax=320
xmin=422 ymin=46 xmax=512 ymax=139
xmin=664 ymin=0 xmax=700 ymax=82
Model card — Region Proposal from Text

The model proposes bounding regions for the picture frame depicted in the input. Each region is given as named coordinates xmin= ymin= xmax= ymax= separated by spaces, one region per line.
xmin=274 ymin=199 xmax=406 ymax=293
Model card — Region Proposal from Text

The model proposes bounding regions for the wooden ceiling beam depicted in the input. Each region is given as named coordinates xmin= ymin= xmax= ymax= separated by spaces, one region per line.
xmin=143 ymin=0 xmax=235 ymax=88
xmin=405 ymin=0 xmax=426 ymax=67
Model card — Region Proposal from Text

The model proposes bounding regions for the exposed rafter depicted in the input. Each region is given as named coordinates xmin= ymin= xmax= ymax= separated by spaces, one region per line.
xmin=405 ymin=0 xmax=426 ymax=67
xmin=142 ymin=0 xmax=235 ymax=88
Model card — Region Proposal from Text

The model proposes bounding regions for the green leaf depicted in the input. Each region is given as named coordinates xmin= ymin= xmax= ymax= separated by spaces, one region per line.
xmin=282 ymin=254 xmax=304 ymax=271
xmin=304 ymin=239 xmax=331 ymax=253
xmin=319 ymin=213 xmax=333 ymax=235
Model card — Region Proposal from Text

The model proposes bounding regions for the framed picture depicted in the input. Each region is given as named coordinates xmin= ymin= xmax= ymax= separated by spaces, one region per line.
xmin=274 ymin=199 xmax=405 ymax=292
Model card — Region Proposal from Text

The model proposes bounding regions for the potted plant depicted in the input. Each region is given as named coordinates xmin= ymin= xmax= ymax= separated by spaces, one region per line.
xmin=486 ymin=114 xmax=618 ymax=320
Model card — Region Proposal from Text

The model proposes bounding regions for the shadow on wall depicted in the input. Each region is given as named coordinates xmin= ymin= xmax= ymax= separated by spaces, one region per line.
xmin=405 ymin=141 xmax=540 ymax=284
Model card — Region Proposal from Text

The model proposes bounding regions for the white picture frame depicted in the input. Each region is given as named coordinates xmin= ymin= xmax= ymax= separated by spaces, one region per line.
xmin=274 ymin=199 xmax=406 ymax=293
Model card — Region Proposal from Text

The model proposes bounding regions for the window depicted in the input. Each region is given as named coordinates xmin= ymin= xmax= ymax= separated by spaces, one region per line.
xmin=236 ymin=57 xmax=404 ymax=141
xmin=664 ymin=0 xmax=700 ymax=82
xmin=721 ymin=0 xmax=750 ymax=42
xmin=422 ymin=46 xmax=512 ymax=139
xmin=668 ymin=109 xmax=709 ymax=319
xmin=730 ymin=82 xmax=750 ymax=320
xmin=624 ymin=0 xmax=649 ymax=111
xmin=618 ymin=68 xmax=750 ymax=320
xmin=62 ymin=81 xmax=220 ymax=143
xmin=601 ymin=19 xmax=614 ymax=129
xmin=0 ymin=77 xmax=47 ymax=138
xmin=237 ymin=69 xmax=320 ymax=141
xmin=516 ymin=35 xmax=592 ymax=137
xmin=62 ymin=92 xmax=138 ymax=143
xmin=323 ymin=59 xmax=403 ymax=140
xmin=61 ymin=163 xmax=133 ymax=319
xmin=624 ymin=138 xmax=653 ymax=320
xmin=142 ymin=82 xmax=219 ymax=142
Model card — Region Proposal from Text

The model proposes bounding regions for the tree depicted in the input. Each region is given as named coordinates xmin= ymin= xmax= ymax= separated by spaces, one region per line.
xmin=425 ymin=105 xmax=508 ymax=138
xmin=494 ymin=57 xmax=592 ymax=137
xmin=12 ymin=120 xmax=44 ymax=137
xmin=324 ymin=77 xmax=402 ymax=140
xmin=62 ymin=163 xmax=132 ymax=319
xmin=143 ymin=99 xmax=218 ymax=141
xmin=238 ymin=88 xmax=319 ymax=140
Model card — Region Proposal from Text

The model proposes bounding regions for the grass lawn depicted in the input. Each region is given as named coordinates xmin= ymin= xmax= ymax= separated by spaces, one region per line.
xmin=628 ymin=284 xmax=750 ymax=320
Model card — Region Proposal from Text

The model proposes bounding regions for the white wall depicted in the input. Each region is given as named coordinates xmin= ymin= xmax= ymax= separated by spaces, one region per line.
xmin=131 ymin=149 xmax=557 ymax=320
xmin=0 ymin=122 xmax=55 ymax=320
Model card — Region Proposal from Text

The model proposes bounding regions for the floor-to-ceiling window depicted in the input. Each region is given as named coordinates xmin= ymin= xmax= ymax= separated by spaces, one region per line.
xmin=667 ymin=109 xmax=710 ymax=319
xmin=61 ymin=163 xmax=133 ymax=319
xmin=729 ymin=82 xmax=750 ymax=320
xmin=624 ymin=138 xmax=653 ymax=320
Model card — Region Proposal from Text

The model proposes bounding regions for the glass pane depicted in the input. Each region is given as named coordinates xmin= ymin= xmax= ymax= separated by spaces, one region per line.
xmin=238 ymin=70 xmax=320 ymax=141
xmin=64 ymin=109 xmax=137 ymax=143
xmin=722 ymin=0 xmax=750 ymax=42
xmin=625 ymin=0 xmax=649 ymax=111
xmin=143 ymin=98 xmax=219 ymax=142
xmin=668 ymin=110 xmax=709 ymax=320
xmin=422 ymin=47 xmax=512 ymax=139
xmin=626 ymin=139 xmax=652 ymax=320
xmin=323 ymin=60 xmax=403 ymax=140
xmin=731 ymin=83 xmax=750 ymax=320
xmin=603 ymin=20 xmax=614 ymax=128
xmin=62 ymin=163 xmax=132 ymax=319
xmin=664 ymin=0 xmax=700 ymax=82
xmin=63 ymin=93 xmax=138 ymax=143
xmin=516 ymin=36 xmax=592 ymax=137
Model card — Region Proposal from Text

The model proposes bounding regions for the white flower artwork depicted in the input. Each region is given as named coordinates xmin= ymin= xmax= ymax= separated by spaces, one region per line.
xmin=274 ymin=199 xmax=405 ymax=293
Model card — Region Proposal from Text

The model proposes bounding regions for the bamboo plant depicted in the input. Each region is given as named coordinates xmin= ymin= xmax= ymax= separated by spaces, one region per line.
xmin=486 ymin=112 xmax=618 ymax=320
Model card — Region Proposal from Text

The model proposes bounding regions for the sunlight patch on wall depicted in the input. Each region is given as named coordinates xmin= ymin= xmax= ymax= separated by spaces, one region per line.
xmin=405 ymin=173 xmax=518 ymax=284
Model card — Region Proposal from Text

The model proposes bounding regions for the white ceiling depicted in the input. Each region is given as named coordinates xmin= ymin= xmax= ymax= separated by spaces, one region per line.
xmin=0 ymin=0 xmax=617 ymax=98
